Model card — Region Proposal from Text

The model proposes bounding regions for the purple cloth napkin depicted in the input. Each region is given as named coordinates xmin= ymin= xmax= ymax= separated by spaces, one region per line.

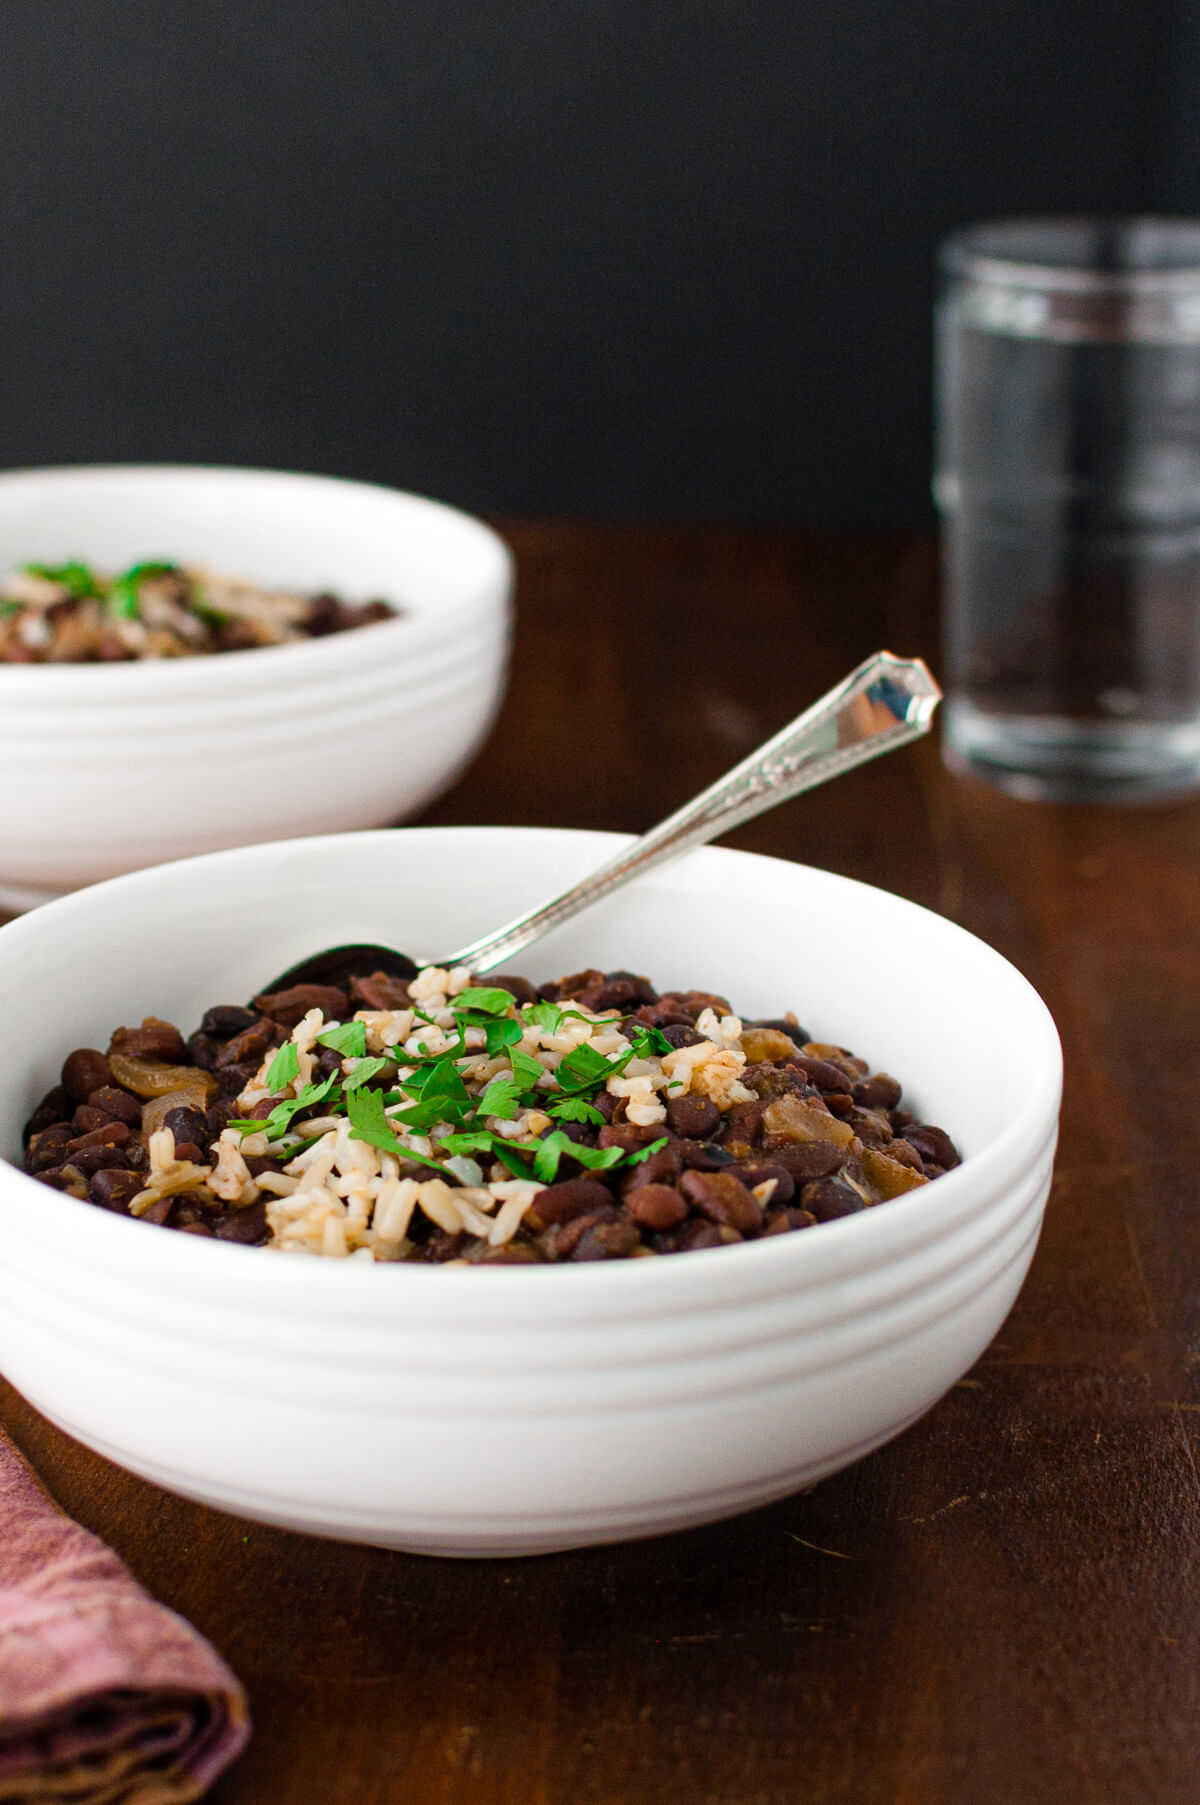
xmin=0 ymin=1427 xmax=249 ymax=1802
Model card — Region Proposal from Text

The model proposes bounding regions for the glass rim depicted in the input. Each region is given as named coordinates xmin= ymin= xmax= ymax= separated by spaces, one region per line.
xmin=940 ymin=215 xmax=1200 ymax=295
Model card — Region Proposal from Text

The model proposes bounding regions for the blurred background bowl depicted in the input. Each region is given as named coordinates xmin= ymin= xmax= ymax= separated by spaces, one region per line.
xmin=0 ymin=827 xmax=1062 ymax=1556
xmin=0 ymin=465 xmax=513 ymax=907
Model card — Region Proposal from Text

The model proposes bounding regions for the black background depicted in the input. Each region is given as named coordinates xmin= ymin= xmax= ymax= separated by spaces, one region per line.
xmin=0 ymin=1 xmax=1182 ymax=524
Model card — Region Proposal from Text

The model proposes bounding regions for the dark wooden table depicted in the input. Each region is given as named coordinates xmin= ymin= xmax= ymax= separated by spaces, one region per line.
xmin=4 ymin=521 xmax=1199 ymax=1804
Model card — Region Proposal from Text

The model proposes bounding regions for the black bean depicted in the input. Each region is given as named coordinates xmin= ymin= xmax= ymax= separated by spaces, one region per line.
xmin=854 ymin=1073 xmax=903 ymax=1111
xmin=87 ymin=1086 xmax=142 ymax=1127
xmin=27 ymin=1126 xmax=78 ymax=1172
xmin=531 ymin=1178 xmax=614 ymax=1225
xmin=660 ymin=1024 xmax=703 ymax=1048
xmin=109 ymin=1021 xmax=188 ymax=1063
xmin=23 ymin=1086 xmax=71 ymax=1143
xmin=61 ymin=1049 xmax=113 ymax=1106
xmin=89 ymin=1169 xmax=143 ymax=1212
xmin=720 ymin=1100 xmax=764 ymax=1151
xmin=163 ymin=1105 xmax=210 ymax=1147
xmin=206 ymin=1098 xmax=239 ymax=1140
xmin=215 ymin=1199 xmax=270 ymax=1244
xmin=679 ymin=1170 xmax=762 ymax=1236
xmin=553 ymin=1205 xmax=621 ymax=1257
xmin=477 ymin=1243 xmax=545 ymax=1264
xmin=800 ymin=1177 xmax=864 ymax=1221
xmin=201 ymin=1005 xmax=259 ymax=1039
xmin=597 ymin=1122 xmax=664 ymax=1153
xmin=765 ymin=1141 xmax=846 ymax=1182
xmin=575 ymin=977 xmax=642 ymax=1012
xmin=216 ymin=1062 xmax=258 ymax=1097
xmin=70 ymin=1143 xmax=139 ymax=1176
xmin=71 ymin=1104 xmax=110 ymax=1136
xmin=676 ymin=1139 xmax=734 ymax=1171
xmin=762 ymin=1206 xmax=818 ymax=1235
xmin=665 ymin=1094 xmax=720 ymax=1138
xmin=66 ymin=1120 xmax=131 ymax=1155
xmin=627 ymin=1184 xmax=688 ymax=1230
xmin=620 ymin=1144 xmax=682 ymax=1194
xmin=724 ymin=1159 xmax=796 ymax=1205
xmin=902 ymin=1124 xmax=961 ymax=1170
xmin=568 ymin=1218 xmax=642 ymax=1261
xmin=186 ymin=1031 xmax=222 ymax=1071
xmin=678 ymin=1220 xmax=725 ymax=1251
xmin=251 ymin=984 xmax=349 ymax=1029
xmin=215 ymin=1019 xmax=277 ymax=1069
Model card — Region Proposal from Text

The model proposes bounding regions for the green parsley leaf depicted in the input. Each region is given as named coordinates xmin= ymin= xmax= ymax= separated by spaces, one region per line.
xmin=508 ymin=1048 xmax=545 ymax=1093
xmin=108 ymin=561 xmax=175 ymax=621
xmin=454 ymin=986 xmax=518 ymax=1016
xmin=317 ymin=1020 xmax=367 ymax=1058
xmin=264 ymin=1040 xmax=300 ymax=1091
xmin=231 ymin=1073 xmax=339 ymax=1142
xmin=477 ymin=1076 xmax=522 ymax=1120
xmin=625 ymin=1136 xmax=669 ymax=1165
xmin=346 ymin=1086 xmax=421 ymax=1158
xmin=554 ymin=1042 xmax=613 ymax=1093
xmin=342 ymin=1056 xmax=390 ymax=1091
xmin=24 ymin=560 xmax=103 ymax=598
xmin=522 ymin=1001 xmax=563 ymax=1035
xmin=489 ymin=1139 xmax=539 ymax=1179
xmin=566 ymin=1141 xmax=627 ymax=1172
xmin=629 ymin=1025 xmax=674 ymax=1059
xmin=548 ymin=1096 xmax=605 ymax=1125
xmin=531 ymin=1130 xmax=626 ymax=1184
xmin=440 ymin=1131 xmax=498 ymax=1155
xmin=484 ymin=1017 xmax=523 ymax=1056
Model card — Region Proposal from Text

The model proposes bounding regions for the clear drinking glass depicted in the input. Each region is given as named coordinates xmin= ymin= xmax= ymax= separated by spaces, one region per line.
xmin=935 ymin=216 xmax=1200 ymax=801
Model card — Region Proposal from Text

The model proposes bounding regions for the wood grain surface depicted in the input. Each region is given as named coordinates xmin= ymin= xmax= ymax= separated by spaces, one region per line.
xmin=4 ymin=521 xmax=1198 ymax=1804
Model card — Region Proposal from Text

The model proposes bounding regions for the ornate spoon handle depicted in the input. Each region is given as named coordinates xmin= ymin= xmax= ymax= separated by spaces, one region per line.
xmin=447 ymin=651 xmax=941 ymax=975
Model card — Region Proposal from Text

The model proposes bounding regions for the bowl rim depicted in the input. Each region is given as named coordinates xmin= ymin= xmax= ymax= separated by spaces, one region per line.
xmin=0 ymin=828 xmax=1064 ymax=1305
xmin=0 ymin=463 xmax=513 ymax=699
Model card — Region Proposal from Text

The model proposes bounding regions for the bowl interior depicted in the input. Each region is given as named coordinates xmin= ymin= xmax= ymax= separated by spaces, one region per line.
xmin=0 ymin=829 xmax=1059 ymax=1183
xmin=0 ymin=464 xmax=506 ymax=614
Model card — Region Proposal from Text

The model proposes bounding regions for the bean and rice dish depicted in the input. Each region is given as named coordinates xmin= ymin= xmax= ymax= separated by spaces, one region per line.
xmin=22 ymin=966 xmax=961 ymax=1263
xmin=0 ymin=560 xmax=396 ymax=661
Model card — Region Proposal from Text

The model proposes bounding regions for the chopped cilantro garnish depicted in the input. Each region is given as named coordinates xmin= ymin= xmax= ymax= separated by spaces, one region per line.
xmin=230 ymin=1073 xmax=338 ymax=1142
xmin=24 ymin=560 xmax=103 ymax=598
xmin=532 ymin=1132 xmax=626 ymax=1184
xmin=342 ymin=1056 xmax=390 ymax=1091
xmin=476 ymin=1076 xmax=523 ymax=1120
xmin=522 ymin=1000 xmax=563 ymax=1035
xmin=264 ymin=1040 xmax=300 ymax=1091
xmin=625 ymin=1136 xmax=669 ymax=1165
xmin=483 ymin=1016 xmax=523 ymax=1056
xmin=629 ymin=1025 xmax=674 ymax=1059
xmin=508 ymin=1048 xmax=545 ymax=1093
xmin=108 ymin=561 xmax=175 ymax=621
xmin=548 ymin=1096 xmax=605 ymax=1125
xmin=454 ymin=986 xmax=517 ymax=1016
xmin=346 ymin=1086 xmax=437 ymax=1165
xmin=554 ymin=1042 xmax=614 ymax=1092
xmin=317 ymin=1020 xmax=367 ymax=1058
xmin=440 ymin=1130 xmax=499 ymax=1156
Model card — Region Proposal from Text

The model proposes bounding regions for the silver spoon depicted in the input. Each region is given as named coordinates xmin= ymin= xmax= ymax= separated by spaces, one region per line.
xmin=257 ymin=650 xmax=941 ymax=996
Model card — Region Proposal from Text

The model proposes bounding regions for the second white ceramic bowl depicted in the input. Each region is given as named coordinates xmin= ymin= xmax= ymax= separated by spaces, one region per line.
xmin=0 ymin=829 xmax=1061 ymax=1556
xmin=0 ymin=466 xmax=513 ymax=901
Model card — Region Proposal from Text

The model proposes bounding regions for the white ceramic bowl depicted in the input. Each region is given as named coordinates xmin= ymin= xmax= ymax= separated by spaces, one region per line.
xmin=0 ymin=466 xmax=513 ymax=904
xmin=0 ymin=829 xmax=1061 ymax=1557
